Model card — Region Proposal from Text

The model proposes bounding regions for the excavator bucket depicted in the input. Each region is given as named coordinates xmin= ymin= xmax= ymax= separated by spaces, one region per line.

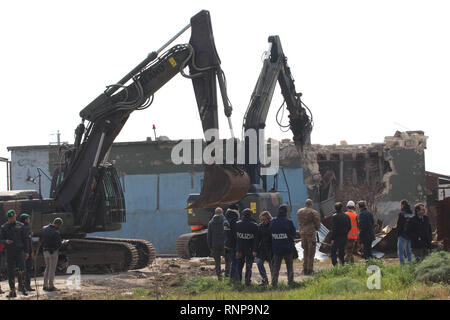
xmin=188 ymin=164 xmax=250 ymax=208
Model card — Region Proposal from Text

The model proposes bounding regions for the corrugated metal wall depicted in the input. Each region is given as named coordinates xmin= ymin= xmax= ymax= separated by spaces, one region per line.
xmin=7 ymin=144 xmax=309 ymax=254
xmin=94 ymin=169 xmax=307 ymax=253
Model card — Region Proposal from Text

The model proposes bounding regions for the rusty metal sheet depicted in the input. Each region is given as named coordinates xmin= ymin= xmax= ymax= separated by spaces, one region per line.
xmin=188 ymin=164 xmax=250 ymax=208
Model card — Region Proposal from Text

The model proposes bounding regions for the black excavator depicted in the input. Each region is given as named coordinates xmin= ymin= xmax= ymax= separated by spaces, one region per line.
xmin=0 ymin=10 xmax=248 ymax=273
xmin=176 ymin=35 xmax=313 ymax=258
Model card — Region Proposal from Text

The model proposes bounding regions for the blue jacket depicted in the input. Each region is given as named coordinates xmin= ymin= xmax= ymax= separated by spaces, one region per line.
xmin=40 ymin=224 xmax=62 ymax=252
xmin=269 ymin=212 xmax=296 ymax=255
xmin=235 ymin=214 xmax=258 ymax=256
xmin=224 ymin=210 xmax=239 ymax=250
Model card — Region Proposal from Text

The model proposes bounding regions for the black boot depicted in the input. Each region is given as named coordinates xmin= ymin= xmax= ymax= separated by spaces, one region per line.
xmin=18 ymin=272 xmax=28 ymax=296
xmin=25 ymin=279 xmax=35 ymax=292
xmin=25 ymin=282 xmax=35 ymax=292
xmin=7 ymin=290 xmax=16 ymax=298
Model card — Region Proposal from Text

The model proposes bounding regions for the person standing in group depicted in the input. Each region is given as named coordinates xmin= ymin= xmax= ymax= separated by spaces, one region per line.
xmin=409 ymin=203 xmax=432 ymax=262
xmin=207 ymin=207 xmax=226 ymax=280
xmin=0 ymin=209 xmax=29 ymax=298
xmin=255 ymin=211 xmax=273 ymax=286
xmin=330 ymin=202 xmax=351 ymax=266
xmin=224 ymin=205 xmax=240 ymax=280
xmin=18 ymin=213 xmax=35 ymax=292
xmin=235 ymin=208 xmax=258 ymax=286
xmin=40 ymin=218 xmax=63 ymax=291
xmin=270 ymin=204 xmax=296 ymax=287
xmin=357 ymin=200 xmax=375 ymax=260
xmin=344 ymin=201 xmax=359 ymax=264
xmin=396 ymin=200 xmax=414 ymax=265
xmin=297 ymin=199 xmax=320 ymax=275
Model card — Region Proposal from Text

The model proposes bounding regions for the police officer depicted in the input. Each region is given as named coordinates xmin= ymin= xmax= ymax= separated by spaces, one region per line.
xmin=235 ymin=208 xmax=258 ymax=286
xmin=0 ymin=209 xmax=29 ymax=298
xmin=224 ymin=206 xmax=240 ymax=280
xmin=270 ymin=204 xmax=296 ymax=287
xmin=18 ymin=213 xmax=35 ymax=292
xmin=255 ymin=211 xmax=273 ymax=286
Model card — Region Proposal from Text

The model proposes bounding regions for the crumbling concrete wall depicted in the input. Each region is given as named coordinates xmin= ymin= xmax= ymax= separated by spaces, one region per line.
xmin=376 ymin=131 xmax=427 ymax=226
xmin=297 ymin=131 xmax=428 ymax=227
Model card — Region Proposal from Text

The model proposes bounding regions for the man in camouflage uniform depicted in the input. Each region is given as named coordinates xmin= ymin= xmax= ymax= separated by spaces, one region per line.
xmin=297 ymin=199 xmax=321 ymax=275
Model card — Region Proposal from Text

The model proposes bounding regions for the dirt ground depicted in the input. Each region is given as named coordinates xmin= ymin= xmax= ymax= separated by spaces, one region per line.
xmin=0 ymin=256 xmax=331 ymax=300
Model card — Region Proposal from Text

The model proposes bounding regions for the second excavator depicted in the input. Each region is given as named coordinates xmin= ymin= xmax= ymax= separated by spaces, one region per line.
xmin=177 ymin=35 xmax=313 ymax=258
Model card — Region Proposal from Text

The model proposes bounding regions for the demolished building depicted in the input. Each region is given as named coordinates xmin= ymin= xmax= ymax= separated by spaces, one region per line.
xmin=6 ymin=131 xmax=436 ymax=254
xmin=296 ymin=130 xmax=428 ymax=228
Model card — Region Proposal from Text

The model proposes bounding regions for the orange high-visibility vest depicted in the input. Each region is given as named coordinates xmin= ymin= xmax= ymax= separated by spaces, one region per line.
xmin=345 ymin=211 xmax=359 ymax=239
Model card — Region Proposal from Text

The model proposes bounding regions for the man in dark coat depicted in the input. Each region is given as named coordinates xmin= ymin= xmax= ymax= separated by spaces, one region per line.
xmin=207 ymin=207 xmax=226 ymax=280
xmin=330 ymin=202 xmax=351 ymax=266
xmin=0 ymin=209 xmax=29 ymax=298
xmin=255 ymin=211 xmax=273 ymax=286
xmin=235 ymin=208 xmax=258 ymax=285
xmin=224 ymin=206 xmax=239 ymax=280
xmin=269 ymin=204 xmax=296 ymax=287
xmin=18 ymin=213 xmax=35 ymax=292
xmin=409 ymin=203 xmax=432 ymax=262
xmin=357 ymin=200 xmax=375 ymax=260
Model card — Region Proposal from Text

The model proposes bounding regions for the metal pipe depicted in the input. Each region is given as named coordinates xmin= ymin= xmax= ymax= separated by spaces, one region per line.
xmin=227 ymin=117 xmax=235 ymax=138
xmin=8 ymin=161 xmax=12 ymax=190
xmin=6 ymin=161 xmax=9 ymax=191
xmin=156 ymin=23 xmax=191 ymax=54
xmin=93 ymin=132 xmax=106 ymax=168
xmin=104 ymin=23 xmax=191 ymax=97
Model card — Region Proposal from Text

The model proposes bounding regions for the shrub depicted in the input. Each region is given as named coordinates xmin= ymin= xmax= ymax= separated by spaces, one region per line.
xmin=415 ymin=251 xmax=450 ymax=284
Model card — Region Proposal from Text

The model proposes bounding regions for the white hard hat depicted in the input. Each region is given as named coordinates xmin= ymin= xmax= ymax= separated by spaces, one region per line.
xmin=347 ymin=200 xmax=355 ymax=208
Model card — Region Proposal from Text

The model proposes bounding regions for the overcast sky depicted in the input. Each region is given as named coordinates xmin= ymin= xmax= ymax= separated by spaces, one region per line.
xmin=1 ymin=0 xmax=449 ymax=189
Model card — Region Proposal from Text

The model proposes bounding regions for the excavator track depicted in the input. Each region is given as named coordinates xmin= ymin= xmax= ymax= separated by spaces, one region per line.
xmin=176 ymin=230 xmax=209 ymax=259
xmin=65 ymin=239 xmax=139 ymax=272
xmin=86 ymin=237 xmax=156 ymax=269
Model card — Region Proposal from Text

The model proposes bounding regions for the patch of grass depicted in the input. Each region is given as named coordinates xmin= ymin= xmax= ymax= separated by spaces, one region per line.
xmin=328 ymin=277 xmax=366 ymax=295
xmin=86 ymin=256 xmax=450 ymax=300
xmin=415 ymin=251 xmax=450 ymax=285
